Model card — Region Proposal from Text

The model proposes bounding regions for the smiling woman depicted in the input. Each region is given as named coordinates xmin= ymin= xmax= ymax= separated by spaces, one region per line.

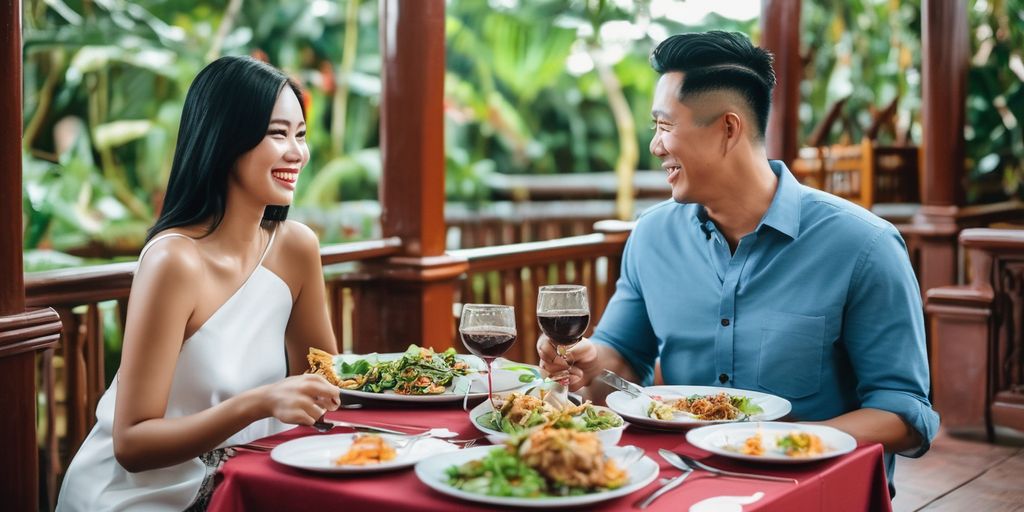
xmin=55 ymin=56 xmax=341 ymax=512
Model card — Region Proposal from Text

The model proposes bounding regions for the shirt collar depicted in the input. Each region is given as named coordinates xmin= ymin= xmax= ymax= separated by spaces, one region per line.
xmin=692 ymin=160 xmax=802 ymax=240
xmin=757 ymin=160 xmax=802 ymax=240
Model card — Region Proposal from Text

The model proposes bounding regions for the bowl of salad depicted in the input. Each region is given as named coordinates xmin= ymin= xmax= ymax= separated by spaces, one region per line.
xmin=470 ymin=391 xmax=626 ymax=447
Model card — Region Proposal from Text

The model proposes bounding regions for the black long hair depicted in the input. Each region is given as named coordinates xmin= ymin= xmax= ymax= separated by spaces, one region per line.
xmin=650 ymin=31 xmax=776 ymax=139
xmin=146 ymin=56 xmax=304 ymax=242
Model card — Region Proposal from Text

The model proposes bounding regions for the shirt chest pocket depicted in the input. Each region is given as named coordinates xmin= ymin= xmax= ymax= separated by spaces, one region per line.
xmin=757 ymin=312 xmax=826 ymax=399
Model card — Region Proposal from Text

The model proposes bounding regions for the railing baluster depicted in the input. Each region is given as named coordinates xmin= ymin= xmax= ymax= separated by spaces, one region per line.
xmin=58 ymin=306 xmax=87 ymax=461
xmin=85 ymin=303 xmax=104 ymax=432
xmin=39 ymin=348 xmax=58 ymax=511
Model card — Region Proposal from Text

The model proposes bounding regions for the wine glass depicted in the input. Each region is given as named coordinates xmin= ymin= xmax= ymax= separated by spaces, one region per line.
xmin=536 ymin=285 xmax=591 ymax=390
xmin=458 ymin=304 xmax=517 ymax=414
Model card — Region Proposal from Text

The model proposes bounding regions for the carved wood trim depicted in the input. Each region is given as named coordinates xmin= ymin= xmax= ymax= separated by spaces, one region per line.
xmin=0 ymin=308 xmax=62 ymax=357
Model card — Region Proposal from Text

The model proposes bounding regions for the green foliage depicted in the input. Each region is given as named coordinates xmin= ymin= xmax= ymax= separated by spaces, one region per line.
xmin=800 ymin=0 xmax=922 ymax=145
xmin=801 ymin=0 xmax=1024 ymax=203
xmin=21 ymin=0 xmax=1024 ymax=269
xmin=965 ymin=0 xmax=1024 ymax=202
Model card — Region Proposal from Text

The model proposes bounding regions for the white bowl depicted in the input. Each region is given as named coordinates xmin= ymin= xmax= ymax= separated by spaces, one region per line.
xmin=468 ymin=400 xmax=626 ymax=448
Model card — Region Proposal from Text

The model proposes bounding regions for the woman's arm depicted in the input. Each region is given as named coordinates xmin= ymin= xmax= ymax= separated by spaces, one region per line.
xmin=112 ymin=238 xmax=338 ymax=472
xmin=279 ymin=221 xmax=338 ymax=375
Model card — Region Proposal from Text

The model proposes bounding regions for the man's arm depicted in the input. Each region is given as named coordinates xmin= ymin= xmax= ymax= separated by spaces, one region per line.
xmin=536 ymin=231 xmax=659 ymax=400
xmin=816 ymin=408 xmax=921 ymax=452
xmin=829 ymin=226 xmax=939 ymax=455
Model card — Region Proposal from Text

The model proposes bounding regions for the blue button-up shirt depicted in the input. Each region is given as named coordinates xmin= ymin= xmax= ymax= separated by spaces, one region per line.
xmin=592 ymin=161 xmax=939 ymax=482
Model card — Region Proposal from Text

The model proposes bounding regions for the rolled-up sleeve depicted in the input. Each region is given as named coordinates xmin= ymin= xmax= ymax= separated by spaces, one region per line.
xmin=844 ymin=226 xmax=940 ymax=457
xmin=591 ymin=230 xmax=660 ymax=386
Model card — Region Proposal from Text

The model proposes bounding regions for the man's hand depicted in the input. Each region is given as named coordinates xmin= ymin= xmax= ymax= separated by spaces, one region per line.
xmin=536 ymin=335 xmax=600 ymax=391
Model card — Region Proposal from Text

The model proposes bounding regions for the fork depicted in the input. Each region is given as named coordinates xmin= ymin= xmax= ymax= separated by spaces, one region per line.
xmin=454 ymin=437 xmax=480 ymax=448
xmin=672 ymin=452 xmax=798 ymax=484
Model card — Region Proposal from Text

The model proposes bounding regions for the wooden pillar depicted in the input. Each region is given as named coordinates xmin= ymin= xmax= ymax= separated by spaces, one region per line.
xmin=356 ymin=0 xmax=466 ymax=353
xmin=913 ymin=0 xmax=969 ymax=293
xmin=760 ymin=0 xmax=802 ymax=165
xmin=0 ymin=1 xmax=62 ymax=509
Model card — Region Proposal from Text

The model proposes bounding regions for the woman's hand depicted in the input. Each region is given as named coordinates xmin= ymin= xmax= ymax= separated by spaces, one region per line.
xmin=258 ymin=374 xmax=340 ymax=425
xmin=536 ymin=336 xmax=600 ymax=391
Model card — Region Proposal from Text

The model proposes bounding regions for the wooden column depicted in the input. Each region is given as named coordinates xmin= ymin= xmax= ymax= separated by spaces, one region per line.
xmin=356 ymin=0 xmax=466 ymax=352
xmin=913 ymin=0 xmax=969 ymax=293
xmin=760 ymin=0 xmax=802 ymax=164
xmin=0 ymin=1 xmax=62 ymax=509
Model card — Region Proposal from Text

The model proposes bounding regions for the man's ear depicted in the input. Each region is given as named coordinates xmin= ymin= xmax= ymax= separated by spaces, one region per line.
xmin=722 ymin=112 xmax=743 ymax=154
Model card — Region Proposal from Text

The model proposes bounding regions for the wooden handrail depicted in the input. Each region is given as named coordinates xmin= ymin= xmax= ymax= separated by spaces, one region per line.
xmin=452 ymin=232 xmax=629 ymax=272
xmin=25 ymin=238 xmax=404 ymax=307
xmin=321 ymin=236 xmax=403 ymax=265
xmin=959 ymin=228 xmax=1024 ymax=250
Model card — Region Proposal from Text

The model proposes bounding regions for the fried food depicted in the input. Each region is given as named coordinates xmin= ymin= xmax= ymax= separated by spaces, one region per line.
xmin=647 ymin=392 xmax=755 ymax=421
xmin=334 ymin=435 xmax=397 ymax=466
xmin=518 ymin=427 xmax=627 ymax=489
xmin=741 ymin=432 xmax=764 ymax=456
xmin=306 ymin=347 xmax=341 ymax=386
xmin=777 ymin=431 xmax=825 ymax=457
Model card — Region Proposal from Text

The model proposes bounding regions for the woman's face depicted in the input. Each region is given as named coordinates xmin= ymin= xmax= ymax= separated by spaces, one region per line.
xmin=232 ymin=87 xmax=309 ymax=207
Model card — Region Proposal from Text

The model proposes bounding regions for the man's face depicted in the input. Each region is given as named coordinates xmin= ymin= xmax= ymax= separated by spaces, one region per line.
xmin=649 ymin=71 xmax=724 ymax=204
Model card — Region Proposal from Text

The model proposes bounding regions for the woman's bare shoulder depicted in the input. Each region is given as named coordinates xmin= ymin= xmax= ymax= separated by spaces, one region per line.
xmin=137 ymin=234 xmax=203 ymax=282
xmin=276 ymin=220 xmax=321 ymax=257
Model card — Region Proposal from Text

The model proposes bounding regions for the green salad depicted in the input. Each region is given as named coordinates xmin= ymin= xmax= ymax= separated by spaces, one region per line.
xmin=445 ymin=447 xmax=551 ymax=498
xmin=446 ymin=427 xmax=627 ymax=498
xmin=335 ymin=344 xmax=473 ymax=395
xmin=476 ymin=392 xmax=624 ymax=435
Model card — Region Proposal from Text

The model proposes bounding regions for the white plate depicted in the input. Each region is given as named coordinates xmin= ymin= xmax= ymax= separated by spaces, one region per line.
xmin=686 ymin=421 xmax=857 ymax=463
xmin=468 ymin=400 xmax=626 ymax=448
xmin=336 ymin=353 xmax=533 ymax=403
xmin=415 ymin=445 xmax=659 ymax=508
xmin=605 ymin=385 xmax=792 ymax=430
xmin=270 ymin=433 xmax=460 ymax=473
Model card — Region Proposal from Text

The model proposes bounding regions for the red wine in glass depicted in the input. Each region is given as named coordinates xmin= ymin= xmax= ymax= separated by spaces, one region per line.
xmin=538 ymin=310 xmax=590 ymax=346
xmin=458 ymin=304 xmax=517 ymax=413
xmin=536 ymin=285 xmax=591 ymax=392
xmin=460 ymin=328 xmax=517 ymax=358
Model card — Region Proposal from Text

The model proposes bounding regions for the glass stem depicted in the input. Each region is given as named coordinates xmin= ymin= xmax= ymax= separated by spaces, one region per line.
xmin=486 ymin=358 xmax=497 ymax=414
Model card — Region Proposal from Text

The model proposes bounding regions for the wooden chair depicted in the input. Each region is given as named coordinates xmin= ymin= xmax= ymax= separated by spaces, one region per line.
xmin=790 ymin=97 xmax=921 ymax=210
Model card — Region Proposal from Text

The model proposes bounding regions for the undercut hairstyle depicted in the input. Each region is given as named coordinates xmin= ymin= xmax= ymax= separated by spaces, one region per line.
xmin=147 ymin=56 xmax=304 ymax=242
xmin=650 ymin=31 xmax=776 ymax=139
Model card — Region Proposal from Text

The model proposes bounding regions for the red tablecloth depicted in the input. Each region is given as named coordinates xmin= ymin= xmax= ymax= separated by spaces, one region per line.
xmin=208 ymin=404 xmax=892 ymax=511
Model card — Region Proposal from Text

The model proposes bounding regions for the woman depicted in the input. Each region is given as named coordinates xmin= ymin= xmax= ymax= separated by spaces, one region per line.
xmin=57 ymin=56 xmax=340 ymax=511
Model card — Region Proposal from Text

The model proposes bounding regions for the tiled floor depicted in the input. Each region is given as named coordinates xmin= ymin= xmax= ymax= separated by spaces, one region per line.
xmin=893 ymin=427 xmax=1024 ymax=511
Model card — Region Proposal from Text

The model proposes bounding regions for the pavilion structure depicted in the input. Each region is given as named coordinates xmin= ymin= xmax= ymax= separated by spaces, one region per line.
xmin=1 ymin=1 xmax=1020 ymax=509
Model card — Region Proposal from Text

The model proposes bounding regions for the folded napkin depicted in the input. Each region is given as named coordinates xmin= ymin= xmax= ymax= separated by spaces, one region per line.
xmin=689 ymin=491 xmax=765 ymax=512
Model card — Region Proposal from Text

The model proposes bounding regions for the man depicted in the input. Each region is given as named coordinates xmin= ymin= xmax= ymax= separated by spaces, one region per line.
xmin=537 ymin=31 xmax=938 ymax=492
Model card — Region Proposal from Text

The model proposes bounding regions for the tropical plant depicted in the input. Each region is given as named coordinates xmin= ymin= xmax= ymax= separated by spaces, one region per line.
xmin=965 ymin=0 xmax=1024 ymax=202
xmin=21 ymin=0 xmax=1023 ymax=272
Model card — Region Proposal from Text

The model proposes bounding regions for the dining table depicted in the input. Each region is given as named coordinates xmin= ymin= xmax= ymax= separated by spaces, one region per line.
xmin=207 ymin=400 xmax=893 ymax=511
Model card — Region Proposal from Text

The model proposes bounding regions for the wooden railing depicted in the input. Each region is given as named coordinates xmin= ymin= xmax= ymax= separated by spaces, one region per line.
xmin=24 ymin=236 xmax=402 ymax=510
xmin=895 ymin=200 xmax=1024 ymax=295
xmin=445 ymin=199 xmax=660 ymax=248
xmin=451 ymin=221 xmax=632 ymax=364
xmin=925 ymin=228 xmax=1024 ymax=440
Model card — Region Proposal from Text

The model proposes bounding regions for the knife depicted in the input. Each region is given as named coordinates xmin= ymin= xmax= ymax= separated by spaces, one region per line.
xmin=318 ymin=419 xmax=417 ymax=436
xmin=633 ymin=458 xmax=693 ymax=509
xmin=597 ymin=369 xmax=647 ymax=399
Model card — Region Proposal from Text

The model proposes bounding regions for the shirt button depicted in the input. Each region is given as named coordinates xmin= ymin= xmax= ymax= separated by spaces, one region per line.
xmin=721 ymin=318 xmax=730 ymax=326
xmin=719 ymin=373 xmax=729 ymax=383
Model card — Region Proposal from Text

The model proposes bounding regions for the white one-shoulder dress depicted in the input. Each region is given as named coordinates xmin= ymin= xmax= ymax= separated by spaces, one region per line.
xmin=57 ymin=229 xmax=292 ymax=511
